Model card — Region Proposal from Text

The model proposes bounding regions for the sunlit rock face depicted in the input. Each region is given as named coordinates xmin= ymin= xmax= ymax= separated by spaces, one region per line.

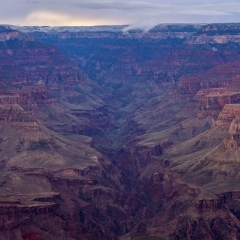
xmin=3 ymin=23 xmax=240 ymax=239
xmin=229 ymin=118 xmax=240 ymax=138
xmin=220 ymin=117 xmax=240 ymax=150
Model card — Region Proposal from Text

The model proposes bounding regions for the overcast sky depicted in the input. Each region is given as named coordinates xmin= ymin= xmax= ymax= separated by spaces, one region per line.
xmin=1 ymin=0 xmax=240 ymax=28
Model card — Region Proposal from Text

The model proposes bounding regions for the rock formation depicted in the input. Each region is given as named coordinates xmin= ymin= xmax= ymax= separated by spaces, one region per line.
xmin=2 ymin=24 xmax=240 ymax=239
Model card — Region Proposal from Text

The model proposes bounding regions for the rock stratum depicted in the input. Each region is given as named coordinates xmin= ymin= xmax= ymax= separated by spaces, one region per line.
xmin=0 ymin=23 xmax=240 ymax=239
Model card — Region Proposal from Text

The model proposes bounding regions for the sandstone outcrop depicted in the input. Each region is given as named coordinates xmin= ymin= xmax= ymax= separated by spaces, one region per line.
xmin=215 ymin=104 xmax=240 ymax=128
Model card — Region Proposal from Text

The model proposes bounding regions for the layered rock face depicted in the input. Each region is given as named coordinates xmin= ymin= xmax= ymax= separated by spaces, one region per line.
xmin=215 ymin=104 xmax=240 ymax=128
xmin=3 ymin=23 xmax=240 ymax=240
xmin=0 ymin=27 xmax=120 ymax=240
xmin=223 ymin=118 xmax=240 ymax=149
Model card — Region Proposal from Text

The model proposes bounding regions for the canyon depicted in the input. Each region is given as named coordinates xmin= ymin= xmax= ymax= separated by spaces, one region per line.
xmin=0 ymin=23 xmax=240 ymax=239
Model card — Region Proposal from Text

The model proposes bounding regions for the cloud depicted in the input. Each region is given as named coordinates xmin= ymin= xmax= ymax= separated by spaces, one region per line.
xmin=73 ymin=1 xmax=240 ymax=16
xmin=23 ymin=10 xmax=127 ymax=26
xmin=122 ymin=20 xmax=159 ymax=33
xmin=24 ymin=11 xmax=106 ymax=26
xmin=25 ymin=11 xmax=82 ymax=26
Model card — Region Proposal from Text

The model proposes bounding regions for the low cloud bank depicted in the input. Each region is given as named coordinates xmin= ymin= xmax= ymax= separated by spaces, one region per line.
xmin=122 ymin=21 xmax=159 ymax=33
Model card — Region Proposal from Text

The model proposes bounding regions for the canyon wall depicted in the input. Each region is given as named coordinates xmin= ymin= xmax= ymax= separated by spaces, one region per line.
xmin=1 ymin=24 xmax=240 ymax=239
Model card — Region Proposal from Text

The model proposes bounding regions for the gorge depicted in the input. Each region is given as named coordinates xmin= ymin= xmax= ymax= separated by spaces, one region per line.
xmin=0 ymin=23 xmax=240 ymax=239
